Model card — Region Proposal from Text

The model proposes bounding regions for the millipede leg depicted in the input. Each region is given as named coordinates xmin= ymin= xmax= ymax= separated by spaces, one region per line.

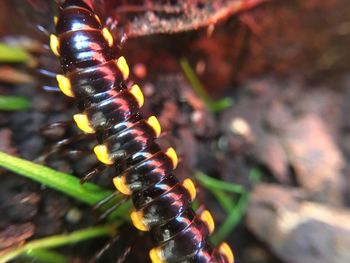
xmin=93 ymin=191 xmax=119 ymax=210
xmin=42 ymin=85 xmax=61 ymax=92
xmin=89 ymin=234 xmax=121 ymax=263
xmin=38 ymin=68 xmax=59 ymax=78
xmin=35 ymin=24 xmax=50 ymax=37
xmin=89 ymin=226 xmax=133 ymax=263
xmin=80 ymin=164 xmax=107 ymax=184
xmin=54 ymin=134 xmax=94 ymax=148
xmin=61 ymin=149 xmax=90 ymax=158
xmin=98 ymin=196 xmax=129 ymax=221
xmin=116 ymin=245 xmax=132 ymax=263
xmin=40 ymin=120 xmax=74 ymax=136
xmin=38 ymin=126 xmax=94 ymax=161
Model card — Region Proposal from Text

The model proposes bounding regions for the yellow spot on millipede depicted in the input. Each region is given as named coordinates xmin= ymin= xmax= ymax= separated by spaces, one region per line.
xmin=147 ymin=116 xmax=161 ymax=137
xmin=149 ymin=248 xmax=165 ymax=263
xmin=113 ymin=176 xmax=132 ymax=195
xmin=56 ymin=74 xmax=74 ymax=97
xmin=165 ymin=147 xmax=178 ymax=168
xmin=94 ymin=14 xmax=101 ymax=24
xmin=93 ymin=144 xmax=114 ymax=165
xmin=116 ymin=56 xmax=129 ymax=80
xmin=129 ymin=84 xmax=144 ymax=107
xmin=49 ymin=34 xmax=60 ymax=56
xmin=102 ymin=27 xmax=113 ymax=47
xmin=199 ymin=210 xmax=215 ymax=235
xmin=218 ymin=242 xmax=234 ymax=263
xmin=182 ymin=178 xmax=196 ymax=201
xmin=130 ymin=210 xmax=149 ymax=231
xmin=73 ymin=113 xmax=95 ymax=134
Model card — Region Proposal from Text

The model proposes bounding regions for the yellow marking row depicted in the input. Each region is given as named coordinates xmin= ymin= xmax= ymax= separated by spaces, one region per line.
xmin=149 ymin=243 xmax=234 ymax=263
xmin=70 ymin=80 xmax=144 ymax=136
xmin=93 ymin=116 xmax=161 ymax=166
xmin=147 ymin=209 xmax=227 ymax=263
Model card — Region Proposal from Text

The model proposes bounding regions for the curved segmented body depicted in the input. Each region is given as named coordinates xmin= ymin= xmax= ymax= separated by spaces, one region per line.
xmin=50 ymin=0 xmax=234 ymax=262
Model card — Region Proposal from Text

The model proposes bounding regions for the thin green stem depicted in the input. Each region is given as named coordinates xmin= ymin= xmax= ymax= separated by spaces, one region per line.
xmin=196 ymin=172 xmax=246 ymax=194
xmin=0 ymin=43 xmax=29 ymax=63
xmin=0 ymin=152 xmax=112 ymax=206
xmin=196 ymin=171 xmax=249 ymax=244
xmin=0 ymin=224 xmax=118 ymax=263
xmin=211 ymin=192 xmax=249 ymax=245
xmin=180 ymin=58 xmax=233 ymax=112
xmin=249 ymin=167 xmax=262 ymax=184
xmin=211 ymin=190 xmax=235 ymax=214
xmin=180 ymin=58 xmax=212 ymax=105
xmin=0 ymin=96 xmax=30 ymax=111
xmin=23 ymin=249 xmax=67 ymax=263
xmin=108 ymin=200 xmax=133 ymax=221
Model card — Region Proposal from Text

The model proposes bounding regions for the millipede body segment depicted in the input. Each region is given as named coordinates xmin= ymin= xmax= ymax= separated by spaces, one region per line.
xmin=50 ymin=0 xmax=234 ymax=262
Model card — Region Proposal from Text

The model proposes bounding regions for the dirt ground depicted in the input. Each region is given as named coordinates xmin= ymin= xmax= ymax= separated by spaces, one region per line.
xmin=1 ymin=0 xmax=350 ymax=262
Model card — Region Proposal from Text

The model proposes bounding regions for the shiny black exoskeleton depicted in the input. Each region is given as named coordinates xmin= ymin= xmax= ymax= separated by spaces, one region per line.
xmin=51 ymin=0 xmax=233 ymax=262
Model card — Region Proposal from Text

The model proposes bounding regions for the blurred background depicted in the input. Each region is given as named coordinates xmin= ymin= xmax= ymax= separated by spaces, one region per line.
xmin=0 ymin=0 xmax=350 ymax=262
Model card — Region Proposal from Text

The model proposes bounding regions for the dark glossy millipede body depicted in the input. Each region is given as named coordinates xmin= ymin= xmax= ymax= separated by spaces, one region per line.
xmin=50 ymin=0 xmax=234 ymax=262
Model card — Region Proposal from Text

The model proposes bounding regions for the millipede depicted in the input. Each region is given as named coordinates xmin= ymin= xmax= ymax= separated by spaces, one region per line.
xmin=49 ymin=0 xmax=234 ymax=262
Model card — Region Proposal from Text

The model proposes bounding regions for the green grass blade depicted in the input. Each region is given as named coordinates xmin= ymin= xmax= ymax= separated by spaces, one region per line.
xmin=0 ymin=224 xmax=118 ymax=263
xmin=180 ymin=58 xmax=233 ymax=112
xmin=196 ymin=172 xmax=246 ymax=194
xmin=0 ymin=96 xmax=30 ymax=111
xmin=249 ymin=167 xmax=262 ymax=184
xmin=0 ymin=43 xmax=29 ymax=63
xmin=180 ymin=58 xmax=212 ymax=105
xmin=23 ymin=249 xmax=67 ymax=263
xmin=0 ymin=152 xmax=112 ymax=206
xmin=108 ymin=200 xmax=133 ymax=221
xmin=211 ymin=190 xmax=235 ymax=214
xmin=196 ymin=171 xmax=249 ymax=244
xmin=209 ymin=97 xmax=234 ymax=112
xmin=211 ymin=192 xmax=249 ymax=245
